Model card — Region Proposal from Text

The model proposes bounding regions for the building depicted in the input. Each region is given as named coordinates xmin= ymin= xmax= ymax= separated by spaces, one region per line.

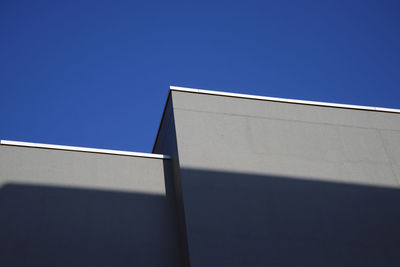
xmin=1 ymin=86 xmax=400 ymax=267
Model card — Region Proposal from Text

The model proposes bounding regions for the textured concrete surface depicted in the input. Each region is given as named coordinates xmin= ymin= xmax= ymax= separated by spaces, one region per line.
xmin=0 ymin=145 xmax=182 ymax=267
xmin=169 ymin=90 xmax=400 ymax=267
xmin=2 ymin=88 xmax=400 ymax=267
xmin=153 ymin=95 xmax=191 ymax=267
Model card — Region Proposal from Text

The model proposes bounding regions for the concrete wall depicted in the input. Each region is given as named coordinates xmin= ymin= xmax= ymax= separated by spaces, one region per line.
xmin=3 ymin=88 xmax=400 ymax=267
xmin=0 ymin=145 xmax=182 ymax=267
xmin=153 ymin=95 xmax=191 ymax=267
xmin=170 ymin=90 xmax=400 ymax=267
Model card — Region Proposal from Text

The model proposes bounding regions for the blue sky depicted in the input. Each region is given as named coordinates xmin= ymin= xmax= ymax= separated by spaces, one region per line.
xmin=1 ymin=0 xmax=399 ymax=153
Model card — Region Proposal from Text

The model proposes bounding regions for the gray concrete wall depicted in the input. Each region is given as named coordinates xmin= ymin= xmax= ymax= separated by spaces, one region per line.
xmin=4 ymin=89 xmax=400 ymax=267
xmin=170 ymin=90 xmax=400 ymax=267
xmin=153 ymin=95 xmax=191 ymax=267
xmin=0 ymin=145 xmax=182 ymax=267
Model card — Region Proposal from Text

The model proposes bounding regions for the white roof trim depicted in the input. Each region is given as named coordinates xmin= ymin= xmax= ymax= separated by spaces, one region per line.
xmin=0 ymin=140 xmax=171 ymax=159
xmin=170 ymin=86 xmax=400 ymax=114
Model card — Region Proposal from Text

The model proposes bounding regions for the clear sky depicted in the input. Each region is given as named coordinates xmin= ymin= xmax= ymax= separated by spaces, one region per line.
xmin=1 ymin=0 xmax=399 ymax=153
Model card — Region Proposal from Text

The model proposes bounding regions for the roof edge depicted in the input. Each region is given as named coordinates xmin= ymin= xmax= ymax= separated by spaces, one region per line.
xmin=1 ymin=140 xmax=171 ymax=159
xmin=170 ymin=85 xmax=400 ymax=114
xmin=152 ymin=91 xmax=172 ymax=153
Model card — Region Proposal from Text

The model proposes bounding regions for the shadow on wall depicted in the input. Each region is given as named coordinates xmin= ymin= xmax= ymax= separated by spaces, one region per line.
xmin=180 ymin=168 xmax=400 ymax=267
xmin=0 ymin=183 xmax=181 ymax=267
xmin=2 ymin=168 xmax=400 ymax=267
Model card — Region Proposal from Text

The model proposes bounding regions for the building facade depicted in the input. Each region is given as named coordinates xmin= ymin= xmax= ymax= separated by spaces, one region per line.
xmin=1 ymin=86 xmax=400 ymax=266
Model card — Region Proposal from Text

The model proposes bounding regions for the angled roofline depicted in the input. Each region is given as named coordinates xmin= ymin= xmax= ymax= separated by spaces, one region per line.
xmin=1 ymin=140 xmax=171 ymax=159
xmin=170 ymin=85 xmax=400 ymax=114
xmin=152 ymin=85 xmax=400 ymax=152
xmin=152 ymin=91 xmax=172 ymax=153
